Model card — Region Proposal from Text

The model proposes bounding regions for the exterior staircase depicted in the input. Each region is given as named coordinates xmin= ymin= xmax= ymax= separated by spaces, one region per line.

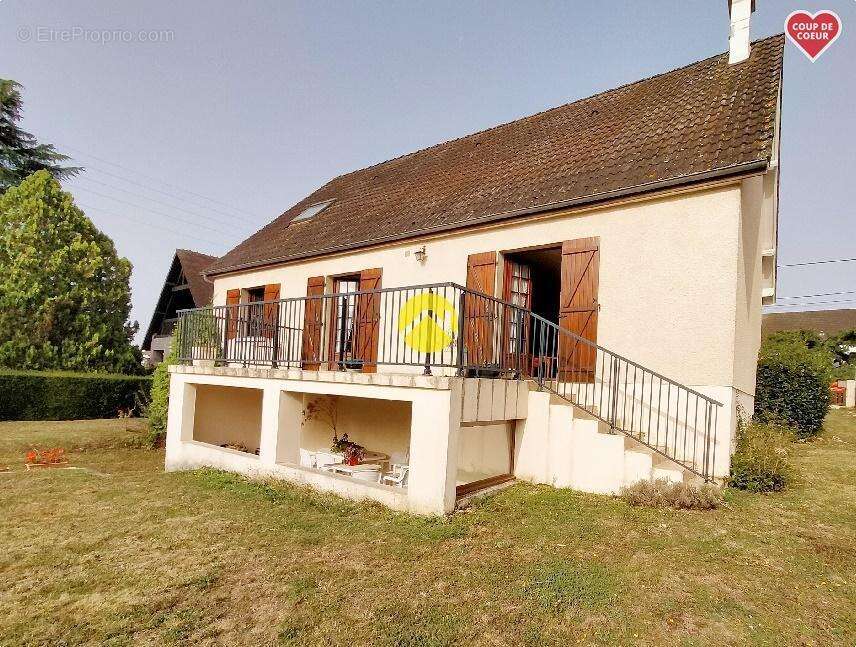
xmin=522 ymin=392 xmax=698 ymax=496
xmin=521 ymin=311 xmax=722 ymax=484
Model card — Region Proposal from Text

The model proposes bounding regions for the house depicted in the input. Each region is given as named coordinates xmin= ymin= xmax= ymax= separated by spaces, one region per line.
xmin=165 ymin=2 xmax=783 ymax=515
xmin=142 ymin=249 xmax=216 ymax=366
xmin=762 ymin=308 xmax=856 ymax=337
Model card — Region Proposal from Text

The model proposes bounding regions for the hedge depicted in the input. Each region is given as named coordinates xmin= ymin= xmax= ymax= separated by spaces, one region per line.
xmin=0 ymin=370 xmax=152 ymax=421
xmin=754 ymin=338 xmax=831 ymax=439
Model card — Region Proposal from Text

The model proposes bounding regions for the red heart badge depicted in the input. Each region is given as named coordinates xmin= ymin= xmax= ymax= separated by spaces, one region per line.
xmin=785 ymin=10 xmax=842 ymax=61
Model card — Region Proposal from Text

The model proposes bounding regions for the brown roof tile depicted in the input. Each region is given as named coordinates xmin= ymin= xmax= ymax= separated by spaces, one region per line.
xmin=208 ymin=35 xmax=784 ymax=276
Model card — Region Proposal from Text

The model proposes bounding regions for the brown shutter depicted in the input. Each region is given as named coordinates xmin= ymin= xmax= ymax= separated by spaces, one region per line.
xmin=465 ymin=252 xmax=497 ymax=367
xmin=301 ymin=277 xmax=325 ymax=369
xmin=558 ymin=237 xmax=599 ymax=383
xmin=354 ymin=268 xmax=382 ymax=373
xmin=225 ymin=289 xmax=240 ymax=340
xmin=262 ymin=283 xmax=280 ymax=339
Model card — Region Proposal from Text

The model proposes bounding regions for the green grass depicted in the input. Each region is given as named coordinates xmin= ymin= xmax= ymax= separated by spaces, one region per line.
xmin=1 ymin=411 xmax=855 ymax=645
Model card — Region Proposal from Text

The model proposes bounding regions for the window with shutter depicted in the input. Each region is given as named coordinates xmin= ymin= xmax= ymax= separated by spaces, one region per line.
xmin=558 ymin=237 xmax=599 ymax=383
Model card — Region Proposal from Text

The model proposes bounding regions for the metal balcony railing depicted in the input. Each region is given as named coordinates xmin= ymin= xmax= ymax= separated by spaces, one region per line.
xmin=176 ymin=282 xmax=721 ymax=480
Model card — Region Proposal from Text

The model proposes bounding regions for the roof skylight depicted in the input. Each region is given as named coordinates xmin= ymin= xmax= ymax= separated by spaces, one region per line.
xmin=293 ymin=199 xmax=334 ymax=222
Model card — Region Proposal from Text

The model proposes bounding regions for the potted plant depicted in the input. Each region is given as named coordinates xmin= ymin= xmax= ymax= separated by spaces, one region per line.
xmin=332 ymin=433 xmax=365 ymax=465
xmin=191 ymin=308 xmax=222 ymax=368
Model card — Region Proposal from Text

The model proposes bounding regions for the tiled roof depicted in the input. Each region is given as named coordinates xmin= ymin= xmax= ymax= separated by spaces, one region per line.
xmin=175 ymin=249 xmax=216 ymax=306
xmin=763 ymin=309 xmax=856 ymax=337
xmin=208 ymin=34 xmax=784 ymax=276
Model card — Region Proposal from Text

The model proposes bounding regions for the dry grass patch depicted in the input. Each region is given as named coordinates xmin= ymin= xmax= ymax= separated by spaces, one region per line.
xmin=0 ymin=412 xmax=854 ymax=645
xmin=621 ymin=478 xmax=724 ymax=510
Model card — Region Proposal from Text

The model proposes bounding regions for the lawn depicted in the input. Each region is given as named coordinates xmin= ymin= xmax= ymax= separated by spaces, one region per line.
xmin=1 ymin=413 xmax=854 ymax=646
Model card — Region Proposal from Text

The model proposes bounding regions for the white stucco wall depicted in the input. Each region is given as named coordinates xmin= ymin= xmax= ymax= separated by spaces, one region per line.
xmin=165 ymin=368 xmax=468 ymax=515
xmin=299 ymin=395 xmax=412 ymax=464
xmin=211 ymin=182 xmax=747 ymax=390
xmin=457 ymin=422 xmax=513 ymax=484
xmin=192 ymin=384 xmax=263 ymax=451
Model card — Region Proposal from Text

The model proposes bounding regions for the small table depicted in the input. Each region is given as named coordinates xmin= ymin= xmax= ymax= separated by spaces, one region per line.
xmin=357 ymin=451 xmax=390 ymax=466
xmin=328 ymin=463 xmax=383 ymax=482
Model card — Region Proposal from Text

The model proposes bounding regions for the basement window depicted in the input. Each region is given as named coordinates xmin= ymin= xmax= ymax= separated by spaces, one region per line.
xmin=293 ymin=199 xmax=334 ymax=222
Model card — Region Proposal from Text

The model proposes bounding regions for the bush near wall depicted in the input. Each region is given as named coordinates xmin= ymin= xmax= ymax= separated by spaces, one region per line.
xmin=0 ymin=370 xmax=152 ymax=421
xmin=728 ymin=421 xmax=796 ymax=492
xmin=755 ymin=338 xmax=831 ymax=439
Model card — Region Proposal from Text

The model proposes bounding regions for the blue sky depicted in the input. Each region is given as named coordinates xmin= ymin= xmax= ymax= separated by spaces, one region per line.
xmin=2 ymin=1 xmax=854 ymax=342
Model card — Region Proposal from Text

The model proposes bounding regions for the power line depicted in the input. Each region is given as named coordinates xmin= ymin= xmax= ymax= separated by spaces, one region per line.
xmin=73 ymin=186 xmax=234 ymax=238
xmin=779 ymin=256 xmax=856 ymax=268
xmin=61 ymin=143 xmax=261 ymax=219
xmin=75 ymin=175 xmax=248 ymax=230
xmin=78 ymin=163 xmax=258 ymax=225
xmin=79 ymin=202 xmax=226 ymax=249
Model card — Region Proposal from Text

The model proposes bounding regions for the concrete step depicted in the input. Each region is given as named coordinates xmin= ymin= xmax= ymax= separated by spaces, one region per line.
xmin=623 ymin=449 xmax=653 ymax=486
xmin=652 ymin=459 xmax=686 ymax=484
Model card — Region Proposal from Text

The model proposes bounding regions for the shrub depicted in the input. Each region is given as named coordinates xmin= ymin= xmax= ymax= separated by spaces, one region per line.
xmin=146 ymin=352 xmax=172 ymax=447
xmin=728 ymin=421 xmax=795 ymax=492
xmin=0 ymin=370 xmax=151 ymax=421
xmin=755 ymin=337 xmax=831 ymax=438
xmin=620 ymin=478 xmax=723 ymax=510
xmin=147 ymin=323 xmax=183 ymax=448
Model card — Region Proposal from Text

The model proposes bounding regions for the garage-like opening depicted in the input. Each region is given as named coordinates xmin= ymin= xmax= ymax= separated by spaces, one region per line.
xmin=456 ymin=422 xmax=515 ymax=496
xmin=298 ymin=395 xmax=412 ymax=488
xmin=192 ymin=385 xmax=263 ymax=454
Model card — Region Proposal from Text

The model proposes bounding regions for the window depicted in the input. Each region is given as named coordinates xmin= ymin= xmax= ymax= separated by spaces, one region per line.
xmin=244 ymin=287 xmax=266 ymax=336
xmin=245 ymin=286 xmax=265 ymax=303
xmin=506 ymin=262 xmax=531 ymax=354
xmin=330 ymin=276 xmax=360 ymax=367
xmin=293 ymin=199 xmax=334 ymax=223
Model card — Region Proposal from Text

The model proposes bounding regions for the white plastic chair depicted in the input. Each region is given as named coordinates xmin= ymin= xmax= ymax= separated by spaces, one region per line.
xmin=382 ymin=464 xmax=409 ymax=487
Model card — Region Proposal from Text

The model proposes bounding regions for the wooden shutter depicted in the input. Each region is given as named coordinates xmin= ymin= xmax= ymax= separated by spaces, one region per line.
xmin=354 ymin=268 xmax=382 ymax=373
xmin=225 ymin=289 xmax=240 ymax=340
xmin=558 ymin=237 xmax=599 ymax=383
xmin=465 ymin=252 xmax=497 ymax=367
xmin=301 ymin=276 xmax=325 ymax=369
xmin=262 ymin=283 xmax=280 ymax=339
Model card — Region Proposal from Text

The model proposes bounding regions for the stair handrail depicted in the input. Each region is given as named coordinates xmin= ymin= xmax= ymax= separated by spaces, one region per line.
xmin=450 ymin=283 xmax=722 ymax=481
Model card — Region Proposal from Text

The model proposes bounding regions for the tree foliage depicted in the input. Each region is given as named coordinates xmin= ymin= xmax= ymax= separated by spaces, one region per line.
xmin=755 ymin=335 xmax=831 ymax=439
xmin=0 ymin=170 xmax=141 ymax=373
xmin=0 ymin=79 xmax=79 ymax=193
xmin=766 ymin=328 xmax=856 ymax=380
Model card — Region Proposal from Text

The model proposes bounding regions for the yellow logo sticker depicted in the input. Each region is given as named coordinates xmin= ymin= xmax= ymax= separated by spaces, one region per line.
xmin=398 ymin=293 xmax=458 ymax=353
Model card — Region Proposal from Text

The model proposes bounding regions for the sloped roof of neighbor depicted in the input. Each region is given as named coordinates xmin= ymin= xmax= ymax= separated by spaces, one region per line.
xmin=175 ymin=249 xmax=216 ymax=305
xmin=762 ymin=309 xmax=856 ymax=337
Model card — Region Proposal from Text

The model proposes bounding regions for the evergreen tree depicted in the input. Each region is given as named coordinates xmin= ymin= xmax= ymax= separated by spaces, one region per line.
xmin=0 ymin=79 xmax=79 ymax=193
xmin=0 ymin=170 xmax=140 ymax=372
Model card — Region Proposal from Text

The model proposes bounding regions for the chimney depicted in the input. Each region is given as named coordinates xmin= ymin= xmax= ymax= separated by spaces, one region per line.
xmin=728 ymin=0 xmax=754 ymax=64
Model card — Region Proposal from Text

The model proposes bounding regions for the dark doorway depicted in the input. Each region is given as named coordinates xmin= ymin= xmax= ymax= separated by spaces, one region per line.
xmin=503 ymin=247 xmax=561 ymax=322
xmin=502 ymin=246 xmax=562 ymax=376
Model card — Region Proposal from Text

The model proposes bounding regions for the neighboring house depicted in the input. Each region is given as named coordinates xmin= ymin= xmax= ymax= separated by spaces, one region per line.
xmin=762 ymin=309 xmax=856 ymax=337
xmin=166 ymin=4 xmax=783 ymax=515
xmin=142 ymin=249 xmax=216 ymax=366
